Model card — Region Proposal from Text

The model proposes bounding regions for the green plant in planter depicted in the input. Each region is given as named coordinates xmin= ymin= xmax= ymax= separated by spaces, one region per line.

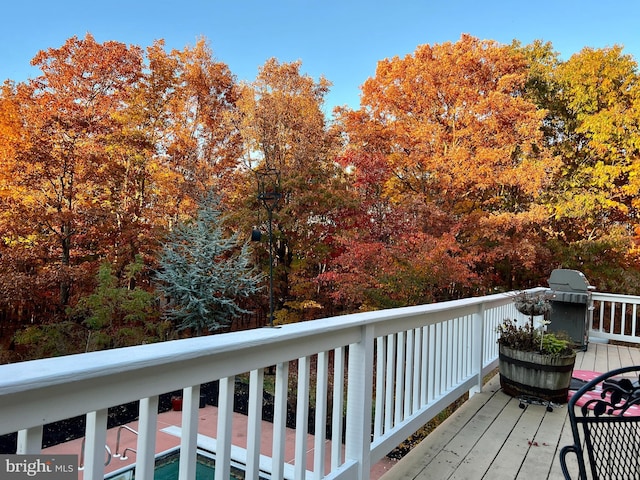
xmin=497 ymin=291 xmax=573 ymax=357
xmin=497 ymin=291 xmax=576 ymax=403
xmin=497 ymin=318 xmax=573 ymax=357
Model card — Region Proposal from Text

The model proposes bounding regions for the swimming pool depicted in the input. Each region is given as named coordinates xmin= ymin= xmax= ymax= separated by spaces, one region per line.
xmin=105 ymin=449 xmax=247 ymax=480
xmin=153 ymin=452 xmax=216 ymax=480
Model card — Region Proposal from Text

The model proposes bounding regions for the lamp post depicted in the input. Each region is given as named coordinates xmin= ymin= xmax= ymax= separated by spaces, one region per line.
xmin=255 ymin=167 xmax=282 ymax=327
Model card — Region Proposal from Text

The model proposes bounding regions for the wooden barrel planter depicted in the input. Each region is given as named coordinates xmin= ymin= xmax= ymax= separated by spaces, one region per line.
xmin=499 ymin=345 xmax=576 ymax=403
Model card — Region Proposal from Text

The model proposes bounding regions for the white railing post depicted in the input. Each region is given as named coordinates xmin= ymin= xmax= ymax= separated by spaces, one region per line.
xmin=423 ymin=324 xmax=434 ymax=404
xmin=294 ymin=356 xmax=311 ymax=480
xmin=313 ymin=351 xmax=329 ymax=479
xmin=445 ymin=320 xmax=453 ymax=390
xmin=331 ymin=347 xmax=345 ymax=470
xmin=215 ymin=377 xmax=234 ymax=480
xmin=599 ymin=300 xmax=605 ymax=334
xmin=434 ymin=322 xmax=443 ymax=396
xmin=84 ymin=409 xmax=108 ymax=480
xmin=404 ymin=329 xmax=414 ymax=417
xmin=16 ymin=426 xmax=43 ymax=454
xmin=394 ymin=331 xmax=405 ymax=424
xmin=272 ymin=363 xmax=289 ymax=480
xmin=471 ymin=303 xmax=486 ymax=396
xmin=136 ymin=396 xmax=158 ymax=480
xmin=246 ymin=368 xmax=264 ymax=479
xmin=178 ymin=385 xmax=200 ymax=480
xmin=345 ymin=324 xmax=375 ymax=480
xmin=373 ymin=337 xmax=385 ymax=438
xmin=412 ymin=328 xmax=422 ymax=414
xmin=384 ymin=334 xmax=395 ymax=431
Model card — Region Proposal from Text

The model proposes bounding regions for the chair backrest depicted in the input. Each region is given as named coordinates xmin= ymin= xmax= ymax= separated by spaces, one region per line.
xmin=560 ymin=365 xmax=640 ymax=480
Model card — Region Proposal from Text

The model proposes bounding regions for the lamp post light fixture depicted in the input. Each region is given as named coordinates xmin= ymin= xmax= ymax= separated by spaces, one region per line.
xmin=255 ymin=166 xmax=282 ymax=327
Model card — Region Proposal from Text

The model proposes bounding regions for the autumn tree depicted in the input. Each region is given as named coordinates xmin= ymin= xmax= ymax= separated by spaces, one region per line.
xmin=145 ymin=38 xmax=241 ymax=224
xmin=232 ymin=59 xmax=344 ymax=317
xmin=104 ymin=38 xmax=241 ymax=273
xmin=331 ymin=35 xmax=556 ymax=303
xmin=530 ymin=45 xmax=640 ymax=238
xmin=320 ymin=149 xmax=478 ymax=309
xmin=520 ymin=43 xmax=640 ymax=291
xmin=0 ymin=82 xmax=41 ymax=324
xmin=1 ymin=34 xmax=143 ymax=311
xmin=0 ymin=34 xmax=244 ymax=337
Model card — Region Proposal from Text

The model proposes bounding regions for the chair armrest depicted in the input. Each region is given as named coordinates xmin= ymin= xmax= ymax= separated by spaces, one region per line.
xmin=559 ymin=445 xmax=577 ymax=480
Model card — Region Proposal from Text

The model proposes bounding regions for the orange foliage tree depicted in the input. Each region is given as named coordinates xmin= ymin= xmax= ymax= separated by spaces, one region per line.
xmin=328 ymin=35 xmax=556 ymax=307
xmin=0 ymin=34 xmax=243 ymax=335
xmin=1 ymin=34 xmax=144 ymax=311
xmin=138 ymin=38 xmax=241 ymax=225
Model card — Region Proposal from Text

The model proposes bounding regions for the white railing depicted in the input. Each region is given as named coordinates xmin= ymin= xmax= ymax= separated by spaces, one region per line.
xmin=590 ymin=292 xmax=640 ymax=344
xmin=2 ymin=287 xmax=635 ymax=480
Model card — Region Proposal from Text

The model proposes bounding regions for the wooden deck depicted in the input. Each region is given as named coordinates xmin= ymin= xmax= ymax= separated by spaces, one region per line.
xmin=380 ymin=342 xmax=640 ymax=480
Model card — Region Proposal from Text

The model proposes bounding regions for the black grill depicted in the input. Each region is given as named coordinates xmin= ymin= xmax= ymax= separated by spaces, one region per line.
xmin=552 ymin=292 xmax=589 ymax=304
xmin=547 ymin=269 xmax=594 ymax=350
xmin=548 ymin=268 xmax=592 ymax=294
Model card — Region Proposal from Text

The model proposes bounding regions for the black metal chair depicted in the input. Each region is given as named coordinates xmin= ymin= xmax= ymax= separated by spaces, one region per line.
xmin=560 ymin=365 xmax=640 ymax=479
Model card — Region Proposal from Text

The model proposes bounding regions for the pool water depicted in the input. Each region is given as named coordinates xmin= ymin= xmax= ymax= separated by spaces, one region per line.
xmin=153 ymin=453 xmax=216 ymax=480
xmin=107 ymin=451 xmax=246 ymax=480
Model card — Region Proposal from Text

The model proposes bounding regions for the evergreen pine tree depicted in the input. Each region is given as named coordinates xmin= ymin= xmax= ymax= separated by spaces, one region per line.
xmin=155 ymin=194 xmax=263 ymax=335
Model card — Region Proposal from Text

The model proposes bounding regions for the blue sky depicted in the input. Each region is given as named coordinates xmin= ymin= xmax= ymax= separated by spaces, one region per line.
xmin=2 ymin=1 xmax=639 ymax=113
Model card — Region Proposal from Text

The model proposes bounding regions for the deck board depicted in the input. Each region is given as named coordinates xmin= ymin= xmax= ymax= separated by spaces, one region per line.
xmin=520 ymin=408 xmax=565 ymax=479
xmin=451 ymin=396 xmax=525 ymax=479
xmin=381 ymin=343 xmax=639 ymax=480
xmin=490 ymin=404 xmax=547 ymax=479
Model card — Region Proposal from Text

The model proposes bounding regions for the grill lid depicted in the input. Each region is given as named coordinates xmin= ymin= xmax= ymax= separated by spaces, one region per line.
xmin=548 ymin=269 xmax=591 ymax=293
